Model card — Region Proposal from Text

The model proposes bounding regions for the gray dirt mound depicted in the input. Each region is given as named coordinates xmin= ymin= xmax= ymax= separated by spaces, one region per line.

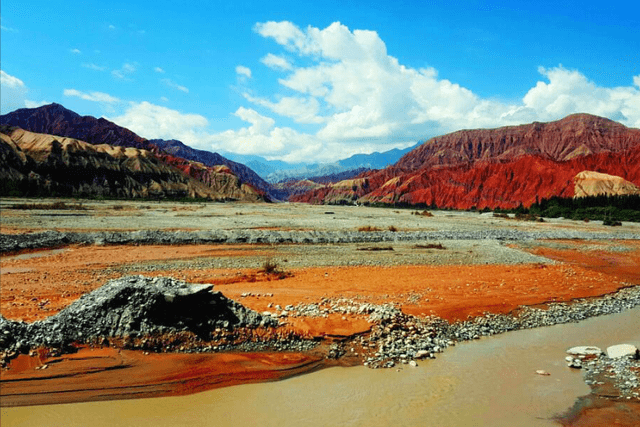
xmin=0 ymin=275 xmax=278 ymax=353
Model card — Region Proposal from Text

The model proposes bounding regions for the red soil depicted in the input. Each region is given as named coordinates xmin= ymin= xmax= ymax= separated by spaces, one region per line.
xmin=1 ymin=240 xmax=639 ymax=409
xmin=1 ymin=347 xmax=325 ymax=406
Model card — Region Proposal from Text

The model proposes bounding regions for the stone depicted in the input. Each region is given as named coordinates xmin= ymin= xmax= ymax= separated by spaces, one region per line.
xmin=566 ymin=346 xmax=602 ymax=356
xmin=535 ymin=370 xmax=550 ymax=376
xmin=606 ymin=344 xmax=638 ymax=359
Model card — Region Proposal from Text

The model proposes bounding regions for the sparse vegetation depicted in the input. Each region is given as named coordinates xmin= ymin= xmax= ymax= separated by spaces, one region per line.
xmin=413 ymin=243 xmax=446 ymax=250
xmin=412 ymin=210 xmax=433 ymax=217
xmin=358 ymin=225 xmax=382 ymax=232
xmin=494 ymin=194 xmax=640 ymax=223
xmin=259 ymin=258 xmax=292 ymax=280
xmin=9 ymin=201 xmax=87 ymax=210
xmin=388 ymin=225 xmax=398 ymax=232
xmin=357 ymin=246 xmax=394 ymax=251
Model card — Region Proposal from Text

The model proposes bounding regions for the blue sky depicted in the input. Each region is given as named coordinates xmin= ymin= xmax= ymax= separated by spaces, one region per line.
xmin=2 ymin=0 xmax=639 ymax=163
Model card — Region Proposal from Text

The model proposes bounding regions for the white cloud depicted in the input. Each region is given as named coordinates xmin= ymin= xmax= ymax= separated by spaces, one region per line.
xmin=207 ymin=107 xmax=324 ymax=161
xmin=236 ymin=65 xmax=252 ymax=79
xmin=160 ymin=96 xmax=169 ymax=102
xmin=108 ymin=24 xmax=116 ymax=30
xmin=54 ymin=21 xmax=639 ymax=164
xmin=246 ymin=21 xmax=640 ymax=156
xmin=112 ymin=63 xmax=136 ymax=80
xmin=1 ymin=25 xmax=18 ymax=33
xmin=24 ymin=100 xmax=49 ymax=108
xmin=1 ymin=70 xmax=46 ymax=114
xmin=63 ymin=89 xmax=121 ymax=104
xmin=243 ymin=93 xmax=324 ymax=124
xmin=154 ymin=67 xmax=165 ymax=73
xmin=1 ymin=70 xmax=25 ymax=89
xmin=260 ymin=53 xmax=293 ymax=71
xmin=82 ymin=63 xmax=107 ymax=71
xmin=515 ymin=66 xmax=640 ymax=127
xmin=71 ymin=48 xmax=82 ymax=55
xmin=110 ymin=102 xmax=209 ymax=143
xmin=161 ymin=78 xmax=189 ymax=93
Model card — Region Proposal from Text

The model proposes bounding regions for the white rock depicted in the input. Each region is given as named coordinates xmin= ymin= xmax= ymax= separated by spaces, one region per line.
xmin=606 ymin=344 xmax=638 ymax=359
xmin=566 ymin=346 xmax=602 ymax=356
xmin=415 ymin=350 xmax=429 ymax=359
xmin=409 ymin=360 xmax=418 ymax=367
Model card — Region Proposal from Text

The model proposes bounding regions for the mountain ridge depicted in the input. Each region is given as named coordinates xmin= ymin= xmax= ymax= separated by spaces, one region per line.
xmin=0 ymin=104 xmax=271 ymax=200
xmin=292 ymin=114 xmax=640 ymax=209
xmin=0 ymin=126 xmax=264 ymax=200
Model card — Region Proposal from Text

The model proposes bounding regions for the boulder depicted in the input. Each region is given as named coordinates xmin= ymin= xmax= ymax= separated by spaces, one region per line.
xmin=566 ymin=346 xmax=603 ymax=357
xmin=606 ymin=344 xmax=638 ymax=359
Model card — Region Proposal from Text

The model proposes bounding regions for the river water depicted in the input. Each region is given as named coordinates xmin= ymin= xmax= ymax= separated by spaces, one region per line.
xmin=3 ymin=306 xmax=639 ymax=427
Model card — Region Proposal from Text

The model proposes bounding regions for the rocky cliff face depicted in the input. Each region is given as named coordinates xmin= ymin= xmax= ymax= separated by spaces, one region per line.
xmin=292 ymin=115 xmax=640 ymax=209
xmin=150 ymin=139 xmax=274 ymax=199
xmin=1 ymin=105 xmax=267 ymax=201
xmin=394 ymin=114 xmax=640 ymax=172
xmin=0 ymin=127 xmax=262 ymax=201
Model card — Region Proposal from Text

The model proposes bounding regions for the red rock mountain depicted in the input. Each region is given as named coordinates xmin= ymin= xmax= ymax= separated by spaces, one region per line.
xmin=292 ymin=114 xmax=640 ymax=209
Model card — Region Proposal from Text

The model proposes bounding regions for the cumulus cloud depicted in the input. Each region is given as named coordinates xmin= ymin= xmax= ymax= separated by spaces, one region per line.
xmin=243 ymin=93 xmax=324 ymax=124
xmin=70 ymin=21 xmax=639 ymax=164
xmin=110 ymin=101 xmax=209 ymax=143
xmin=154 ymin=67 xmax=165 ymax=73
xmin=207 ymin=107 xmax=325 ymax=161
xmin=161 ymin=78 xmax=189 ymax=93
xmin=63 ymin=89 xmax=121 ymax=104
xmin=245 ymin=21 xmax=640 ymax=156
xmin=70 ymin=48 xmax=82 ymax=55
xmin=515 ymin=66 xmax=640 ymax=127
xmin=1 ymin=70 xmax=46 ymax=114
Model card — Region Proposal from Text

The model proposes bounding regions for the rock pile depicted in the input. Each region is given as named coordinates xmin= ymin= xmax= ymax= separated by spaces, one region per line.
xmin=579 ymin=345 xmax=640 ymax=400
xmin=2 ymin=228 xmax=639 ymax=254
xmin=358 ymin=285 xmax=640 ymax=368
xmin=0 ymin=276 xmax=279 ymax=356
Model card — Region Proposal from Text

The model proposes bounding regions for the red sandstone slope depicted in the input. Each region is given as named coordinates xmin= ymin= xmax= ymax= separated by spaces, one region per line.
xmin=292 ymin=114 xmax=640 ymax=209
xmin=394 ymin=113 xmax=640 ymax=172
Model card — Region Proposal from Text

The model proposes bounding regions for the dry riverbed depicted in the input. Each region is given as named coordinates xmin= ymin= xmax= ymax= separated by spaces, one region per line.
xmin=1 ymin=198 xmax=639 ymax=425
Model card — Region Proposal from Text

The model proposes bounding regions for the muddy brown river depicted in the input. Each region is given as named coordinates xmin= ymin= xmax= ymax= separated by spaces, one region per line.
xmin=2 ymin=306 xmax=639 ymax=427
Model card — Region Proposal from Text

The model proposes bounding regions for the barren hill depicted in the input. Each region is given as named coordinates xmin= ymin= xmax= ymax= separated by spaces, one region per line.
xmin=0 ymin=127 xmax=262 ymax=201
xmin=1 ymin=104 xmax=271 ymax=200
xmin=394 ymin=114 xmax=640 ymax=171
xmin=574 ymin=171 xmax=640 ymax=198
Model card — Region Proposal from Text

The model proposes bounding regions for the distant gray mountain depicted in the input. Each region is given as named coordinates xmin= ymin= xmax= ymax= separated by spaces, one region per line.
xmin=224 ymin=143 xmax=419 ymax=183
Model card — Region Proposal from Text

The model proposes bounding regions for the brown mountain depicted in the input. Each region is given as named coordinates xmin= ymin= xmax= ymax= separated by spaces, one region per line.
xmin=0 ymin=104 xmax=273 ymax=200
xmin=0 ymin=126 xmax=262 ymax=201
xmin=292 ymin=114 xmax=640 ymax=209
